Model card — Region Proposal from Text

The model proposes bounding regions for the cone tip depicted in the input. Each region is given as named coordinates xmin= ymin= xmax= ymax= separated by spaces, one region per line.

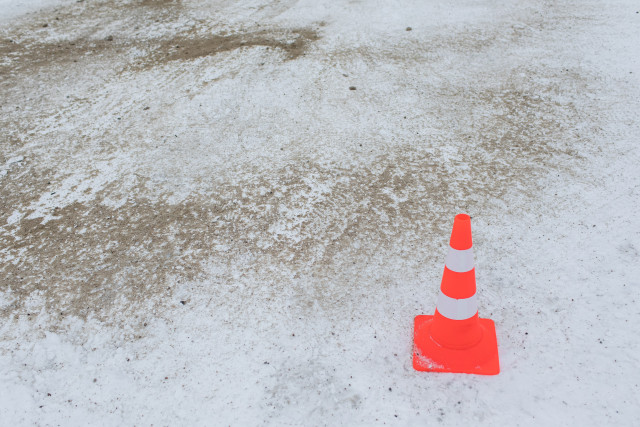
xmin=450 ymin=213 xmax=473 ymax=249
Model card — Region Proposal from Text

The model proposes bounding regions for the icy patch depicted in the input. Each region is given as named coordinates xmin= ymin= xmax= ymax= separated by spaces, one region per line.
xmin=0 ymin=288 xmax=16 ymax=312
xmin=6 ymin=156 xmax=24 ymax=165
xmin=0 ymin=156 xmax=24 ymax=180
xmin=5 ymin=211 xmax=22 ymax=226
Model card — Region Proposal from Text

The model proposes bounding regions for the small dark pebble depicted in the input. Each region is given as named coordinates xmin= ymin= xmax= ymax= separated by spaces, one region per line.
xmin=47 ymin=393 xmax=51 ymax=396
xmin=42 ymin=23 xmax=48 ymax=28
xmin=143 ymin=106 xmax=150 ymax=110
xmin=263 ymin=361 xmax=269 ymax=365
xmin=93 ymin=378 xmax=97 ymax=383
xmin=180 ymin=300 xmax=186 ymax=305
xmin=349 ymin=86 xmax=356 ymax=90
xmin=406 ymin=27 xmax=412 ymax=31
xmin=105 ymin=35 xmax=113 ymax=41
xmin=388 ymin=387 xmax=392 ymax=391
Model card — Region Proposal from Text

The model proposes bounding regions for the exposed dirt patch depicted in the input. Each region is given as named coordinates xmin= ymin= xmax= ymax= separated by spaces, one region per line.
xmin=0 ymin=27 xmax=319 ymax=76
xmin=152 ymin=28 xmax=319 ymax=64
xmin=0 ymin=37 xmax=129 ymax=75
xmin=137 ymin=0 xmax=182 ymax=7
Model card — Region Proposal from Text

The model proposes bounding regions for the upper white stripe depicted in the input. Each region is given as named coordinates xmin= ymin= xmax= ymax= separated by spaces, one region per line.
xmin=436 ymin=291 xmax=478 ymax=320
xmin=445 ymin=247 xmax=474 ymax=272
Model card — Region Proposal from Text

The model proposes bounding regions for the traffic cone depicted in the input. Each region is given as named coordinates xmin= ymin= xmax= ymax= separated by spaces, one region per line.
xmin=413 ymin=214 xmax=499 ymax=375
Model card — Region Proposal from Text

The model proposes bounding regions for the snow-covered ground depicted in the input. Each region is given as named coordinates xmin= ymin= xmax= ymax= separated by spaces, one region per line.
xmin=0 ymin=0 xmax=71 ymax=24
xmin=1 ymin=0 xmax=639 ymax=424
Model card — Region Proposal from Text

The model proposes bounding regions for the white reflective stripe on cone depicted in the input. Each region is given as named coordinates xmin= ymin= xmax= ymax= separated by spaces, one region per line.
xmin=436 ymin=291 xmax=478 ymax=320
xmin=444 ymin=247 xmax=474 ymax=273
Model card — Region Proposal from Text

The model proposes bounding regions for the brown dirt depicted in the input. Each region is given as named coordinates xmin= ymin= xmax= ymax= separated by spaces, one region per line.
xmin=0 ymin=28 xmax=319 ymax=76
xmin=145 ymin=28 xmax=320 ymax=66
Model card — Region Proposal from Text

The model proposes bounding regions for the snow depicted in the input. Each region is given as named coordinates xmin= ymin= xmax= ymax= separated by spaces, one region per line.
xmin=0 ymin=0 xmax=70 ymax=23
xmin=1 ymin=0 xmax=640 ymax=425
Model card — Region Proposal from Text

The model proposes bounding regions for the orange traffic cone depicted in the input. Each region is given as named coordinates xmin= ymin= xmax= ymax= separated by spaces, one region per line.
xmin=413 ymin=214 xmax=499 ymax=375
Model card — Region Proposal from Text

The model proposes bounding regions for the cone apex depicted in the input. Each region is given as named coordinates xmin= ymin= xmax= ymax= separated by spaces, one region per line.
xmin=450 ymin=213 xmax=473 ymax=250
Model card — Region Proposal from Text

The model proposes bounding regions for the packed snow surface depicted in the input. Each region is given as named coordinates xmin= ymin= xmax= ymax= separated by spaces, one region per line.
xmin=1 ymin=0 xmax=639 ymax=425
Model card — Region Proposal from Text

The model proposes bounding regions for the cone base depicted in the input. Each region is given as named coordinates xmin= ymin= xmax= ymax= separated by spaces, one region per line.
xmin=413 ymin=315 xmax=500 ymax=375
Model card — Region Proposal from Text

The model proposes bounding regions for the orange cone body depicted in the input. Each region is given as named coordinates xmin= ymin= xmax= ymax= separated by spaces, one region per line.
xmin=413 ymin=214 xmax=500 ymax=375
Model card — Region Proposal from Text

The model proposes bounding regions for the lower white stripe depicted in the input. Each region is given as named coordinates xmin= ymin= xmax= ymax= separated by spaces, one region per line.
xmin=436 ymin=291 xmax=478 ymax=320
xmin=445 ymin=247 xmax=474 ymax=272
